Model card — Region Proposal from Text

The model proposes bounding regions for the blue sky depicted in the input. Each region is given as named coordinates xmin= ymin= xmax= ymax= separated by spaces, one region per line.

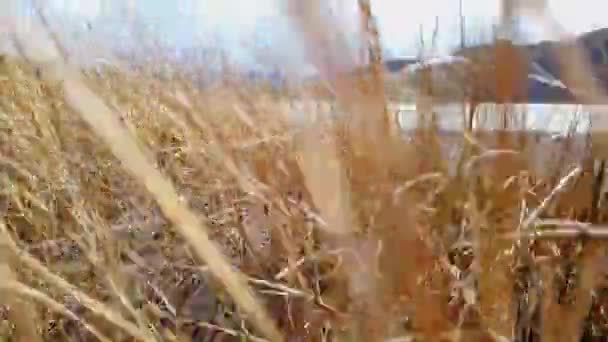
xmin=8 ymin=0 xmax=608 ymax=73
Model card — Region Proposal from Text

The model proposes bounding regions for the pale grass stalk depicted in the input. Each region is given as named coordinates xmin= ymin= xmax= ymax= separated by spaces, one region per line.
xmin=287 ymin=3 xmax=439 ymax=339
xmin=292 ymin=123 xmax=384 ymax=336
xmin=105 ymin=275 xmax=160 ymax=341
xmin=197 ymin=321 xmax=269 ymax=342
xmin=286 ymin=0 xmax=394 ymax=159
xmin=511 ymin=164 xmax=598 ymax=341
xmin=273 ymin=248 xmax=347 ymax=282
xmin=464 ymin=149 xmax=521 ymax=177
xmin=519 ymin=166 xmax=583 ymax=231
xmin=294 ymin=114 xmax=384 ymax=339
xmin=66 ymin=209 xmax=159 ymax=341
xmin=296 ymin=124 xmax=354 ymax=237
xmin=274 ymin=255 xmax=310 ymax=281
xmin=357 ymin=0 xmax=397 ymax=136
xmin=248 ymin=277 xmax=315 ymax=300
xmin=533 ymin=228 xmax=608 ymax=239
xmin=500 ymin=220 xmax=608 ymax=240
xmin=10 ymin=16 xmax=283 ymax=342
xmin=392 ymin=172 xmax=446 ymax=204
xmin=3 ymin=280 xmax=112 ymax=342
xmin=0 ymin=223 xmax=43 ymax=342
xmin=145 ymin=280 xmax=178 ymax=319
xmin=0 ymin=221 xmax=148 ymax=341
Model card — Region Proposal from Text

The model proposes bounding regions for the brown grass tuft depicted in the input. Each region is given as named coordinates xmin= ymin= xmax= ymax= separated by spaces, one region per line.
xmin=0 ymin=1 xmax=608 ymax=341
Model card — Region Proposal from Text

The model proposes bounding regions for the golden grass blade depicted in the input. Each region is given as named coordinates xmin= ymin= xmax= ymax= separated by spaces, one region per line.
xmin=9 ymin=15 xmax=283 ymax=342
xmin=0 ymin=225 xmax=43 ymax=342
xmin=0 ymin=220 xmax=148 ymax=341
xmin=4 ymin=280 xmax=112 ymax=342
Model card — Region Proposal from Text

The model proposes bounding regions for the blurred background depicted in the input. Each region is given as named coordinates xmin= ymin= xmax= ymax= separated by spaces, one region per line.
xmin=2 ymin=0 xmax=608 ymax=78
xmin=1 ymin=0 xmax=604 ymax=135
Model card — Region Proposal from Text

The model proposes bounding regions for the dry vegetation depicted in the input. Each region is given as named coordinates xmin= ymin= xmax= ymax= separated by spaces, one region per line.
xmin=3 ymin=1 xmax=608 ymax=342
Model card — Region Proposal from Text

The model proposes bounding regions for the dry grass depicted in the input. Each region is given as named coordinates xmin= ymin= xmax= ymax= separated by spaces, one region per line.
xmin=1 ymin=1 xmax=608 ymax=341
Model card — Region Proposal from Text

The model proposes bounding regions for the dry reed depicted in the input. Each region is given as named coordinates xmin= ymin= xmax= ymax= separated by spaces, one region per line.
xmin=0 ymin=1 xmax=608 ymax=341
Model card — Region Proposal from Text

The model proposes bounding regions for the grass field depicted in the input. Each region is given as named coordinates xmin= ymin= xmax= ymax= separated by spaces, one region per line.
xmin=4 ymin=4 xmax=608 ymax=342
